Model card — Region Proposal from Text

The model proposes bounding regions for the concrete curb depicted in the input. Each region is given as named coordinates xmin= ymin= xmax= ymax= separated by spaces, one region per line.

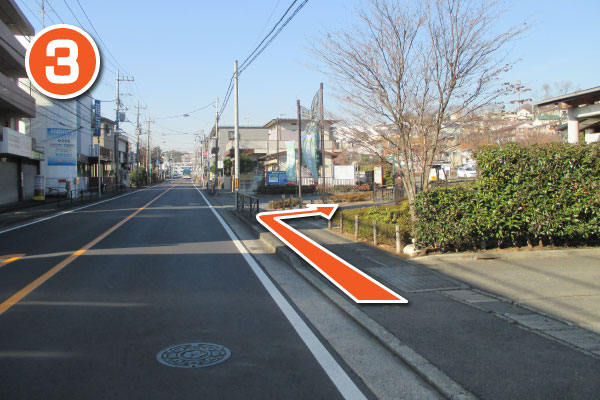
xmin=415 ymin=247 xmax=600 ymax=262
xmin=226 ymin=206 xmax=477 ymax=400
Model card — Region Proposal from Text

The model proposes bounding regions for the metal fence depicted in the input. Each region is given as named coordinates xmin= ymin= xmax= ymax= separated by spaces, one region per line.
xmin=334 ymin=212 xmax=409 ymax=254
xmin=236 ymin=192 xmax=260 ymax=216
xmin=373 ymin=185 xmax=406 ymax=203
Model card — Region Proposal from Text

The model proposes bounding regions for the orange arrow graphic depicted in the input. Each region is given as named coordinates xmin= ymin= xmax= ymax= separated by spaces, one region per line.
xmin=257 ymin=205 xmax=407 ymax=304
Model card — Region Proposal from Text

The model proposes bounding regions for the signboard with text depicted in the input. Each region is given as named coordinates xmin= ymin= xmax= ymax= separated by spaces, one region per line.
xmin=374 ymin=166 xmax=383 ymax=185
xmin=267 ymin=171 xmax=287 ymax=185
xmin=47 ymin=128 xmax=77 ymax=165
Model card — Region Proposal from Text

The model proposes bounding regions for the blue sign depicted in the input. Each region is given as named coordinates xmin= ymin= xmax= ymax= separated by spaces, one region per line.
xmin=267 ymin=171 xmax=287 ymax=185
xmin=47 ymin=128 xmax=77 ymax=166
xmin=93 ymin=100 xmax=101 ymax=137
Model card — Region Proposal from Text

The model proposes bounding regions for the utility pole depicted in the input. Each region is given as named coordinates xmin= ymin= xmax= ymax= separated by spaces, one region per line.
xmin=135 ymin=102 xmax=146 ymax=188
xmin=115 ymin=70 xmax=134 ymax=190
xmin=233 ymin=60 xmax=239 ymax=192
xmin=297 ymin=99 xmax=302 ymax=204
xmin=320 ymin=83 xmax=325 ymax=192
xmin=146 ymin=118 xmax=154 ymax=185
xmin=215 ymin=97 xmax=219 ymax=188
xmin=97 ymin=125 xmax=101 ymax=199
xmin=276 ymin=118 xmax=280 ymax=169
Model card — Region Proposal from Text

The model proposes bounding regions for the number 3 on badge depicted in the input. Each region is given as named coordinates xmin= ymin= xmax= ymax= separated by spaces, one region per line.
xmin=26 ymin=24 xmax=100 ymax=99
xmin=46 ymin=39 xmax=79 ymax=84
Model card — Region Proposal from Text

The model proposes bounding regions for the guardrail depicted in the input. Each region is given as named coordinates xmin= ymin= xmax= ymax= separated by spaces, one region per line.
xmin=236 ymin=192 xmax=260 ymax=216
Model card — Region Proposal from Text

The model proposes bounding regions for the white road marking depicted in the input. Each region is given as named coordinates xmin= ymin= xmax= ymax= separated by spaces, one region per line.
xmin=0 ymin=183 xmax=166 ymax=236
xmin=195 ymin=185 xmax=367 ymax=400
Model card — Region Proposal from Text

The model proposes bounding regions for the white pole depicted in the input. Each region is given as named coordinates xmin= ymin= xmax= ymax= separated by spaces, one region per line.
xmin=215 ymin=97 xmax=219 ymax=186
xmin=567 ymin=107 xmax=579 ymax=144
xmin=234 ymin=60 xmax=240 ymax=192
xmin=115 ymin=70 xmax=120 ymax=189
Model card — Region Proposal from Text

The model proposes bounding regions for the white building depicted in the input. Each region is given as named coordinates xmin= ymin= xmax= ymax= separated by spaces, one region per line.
xmin=0 ymin=0 xmax=38 ymax=205
xmin=260 ymin=118 xmax=338 ymax=185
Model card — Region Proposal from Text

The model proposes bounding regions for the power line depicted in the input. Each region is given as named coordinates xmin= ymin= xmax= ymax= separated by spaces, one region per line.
xmin=218 ymin=76 xmax=234 ymax=116
xmin=154 ymin=121 xmax=203 ymax=135
xmin=61 ymin=0 xmax=119 ymax=76
xmin=251 ymin=0 xmax=283 ymax=49
xmin=240 ymin=0 xmax=309 ymax=75
xmin=16 ymin=0 xmax=43 ymax=27
xmin=40 ymin=0 xmax=59 ymax=26
xmin=239 ymin=0 xmax=299 ymax=72
xmin=73 ymin=0 xmax=130 ymax=76
xmin=217 ymin=0 xmax=309 ymax=119
xmin=156 ymin=102 xmax=215 ymax=120
xmin=20 ymin=80 xmax=94 ymax=124
xmin=61 ymin=0 xmax=85 ymax=29
xmin=45 ymin=0 xmax=65 ymax=23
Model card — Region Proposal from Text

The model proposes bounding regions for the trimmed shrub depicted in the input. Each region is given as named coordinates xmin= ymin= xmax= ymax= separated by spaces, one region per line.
xmin=332 ymin=184 xmax=372 ymax=193
xmin=414 ymin=143 xmax=600 ymax=251
xmin=256 ymin=184 xmax=317 ymax=195
xmin=268 ymin=198 xmax=303 ymax=209
xmin=328 ymin=192 xmax=373 ymax=203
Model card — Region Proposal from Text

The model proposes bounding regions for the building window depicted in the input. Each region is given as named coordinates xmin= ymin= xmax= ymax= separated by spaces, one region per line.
xmin=229 ymin=130 xmax=234 ymax=140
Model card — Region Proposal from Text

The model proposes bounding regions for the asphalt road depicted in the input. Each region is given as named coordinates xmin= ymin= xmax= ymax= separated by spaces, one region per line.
xmin=0 ymin=181 xmax=358 ymax=400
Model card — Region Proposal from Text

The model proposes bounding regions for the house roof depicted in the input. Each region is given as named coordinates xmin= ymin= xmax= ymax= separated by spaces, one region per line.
xmin=535 ymin=86 xmax=600 ymax=108
xmin=519 ymin=104 xmax=533 ymax=113
xmin=263 ymin=118 xmax=311 ymax=128
xmin=209 ymin=125 xmax=267 ymax=136
xmin=258 ymin=150 xmax=339 ymax=161
xmin=262 ymin=118 xmax=337 ymax=128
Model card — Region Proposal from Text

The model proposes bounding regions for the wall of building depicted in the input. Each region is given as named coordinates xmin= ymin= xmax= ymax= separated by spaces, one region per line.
xmin=0 ymin=158 xmax=18 ymax=203
xmin=25 ymin=89 xmax=95 ymax=195
xmin=0 ymin=2 xmax=37 ymax=205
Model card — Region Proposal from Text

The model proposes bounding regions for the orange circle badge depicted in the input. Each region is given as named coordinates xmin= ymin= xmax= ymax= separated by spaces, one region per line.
xmin=25 ymin=24 xmax=100 ymax=99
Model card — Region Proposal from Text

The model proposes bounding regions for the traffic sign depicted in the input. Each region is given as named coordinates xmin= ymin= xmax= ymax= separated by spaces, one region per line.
xmin=25 ymin=24 xmax=100 ymax=99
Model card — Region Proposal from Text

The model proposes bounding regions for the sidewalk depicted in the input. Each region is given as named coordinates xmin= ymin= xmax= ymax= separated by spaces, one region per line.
xmin=416 ymin=249 xmax=600 ymax=335
xmin=0 ymin=185 xmax=154 ymax=229
xmin=208 ymin=188 xmax=600 ymax=399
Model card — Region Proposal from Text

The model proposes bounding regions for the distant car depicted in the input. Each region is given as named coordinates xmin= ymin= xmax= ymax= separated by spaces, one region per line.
xmin=172 ymin=174 xmax=180 ymax=179
xmin=457 ymin=166 xmax=477 ymax=179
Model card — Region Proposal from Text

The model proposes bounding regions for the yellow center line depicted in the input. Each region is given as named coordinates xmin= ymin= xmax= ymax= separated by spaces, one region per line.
xmin=0 ymin=185 xmax=175 ymax=317
xmin=0 ymin=255 xmax=25 ymax=269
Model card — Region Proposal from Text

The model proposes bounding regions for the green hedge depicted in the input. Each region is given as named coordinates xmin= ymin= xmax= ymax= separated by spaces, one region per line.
xmin=414 ymin=143 xmax=600 ymax=251
xmin=329 ymin=192 xmax=373 ymax=203
xmin=256 ymin=184 xmax=317 ymax=195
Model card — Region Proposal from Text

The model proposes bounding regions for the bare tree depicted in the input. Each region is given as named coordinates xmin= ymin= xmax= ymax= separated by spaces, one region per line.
xmin=540 ymin=81 xmax=579 ymax=99
xmin=314 ymin=0 xmax=527 ymax=220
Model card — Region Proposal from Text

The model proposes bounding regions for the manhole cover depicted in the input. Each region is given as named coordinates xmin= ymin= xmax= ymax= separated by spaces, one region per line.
xmin=156 ymin=343 xmax=231 ymax=368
